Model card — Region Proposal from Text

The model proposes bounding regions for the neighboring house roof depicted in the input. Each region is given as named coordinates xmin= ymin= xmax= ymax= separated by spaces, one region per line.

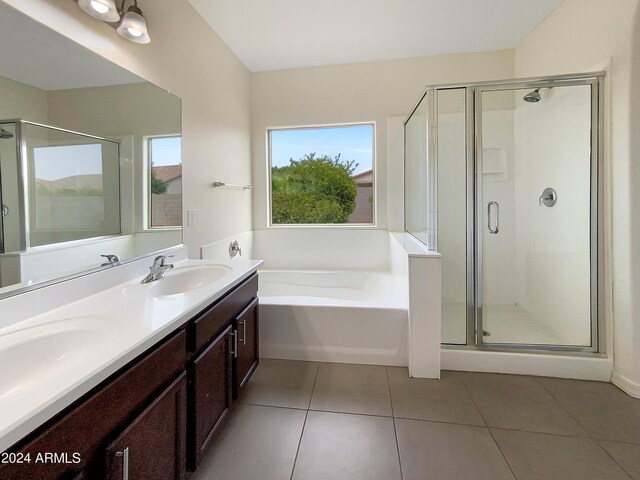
xmin=352 ymin=169 xmax=373 ymax=186
xmin=153 ymin=165 xmax=182 ymax=183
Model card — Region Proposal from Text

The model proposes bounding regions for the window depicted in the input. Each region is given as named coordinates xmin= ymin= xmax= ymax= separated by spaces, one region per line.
xmin=268 ymin=124 xmax=375 ymax=225
xmin=148 ymin=135 xmax=182 ymax=228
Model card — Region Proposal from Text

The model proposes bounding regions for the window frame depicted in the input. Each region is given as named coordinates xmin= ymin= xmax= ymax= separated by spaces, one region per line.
xmin=266 ymin=122 xmax=377 ymax=228
xmin=146 ymin=134 xmax=182 ymax=230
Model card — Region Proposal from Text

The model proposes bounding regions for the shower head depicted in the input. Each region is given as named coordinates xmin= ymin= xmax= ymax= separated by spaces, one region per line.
xmin=523 ymin=88 xmax=541 ymax=103
xmin=0 ymin=127 xmax=14 ymax=139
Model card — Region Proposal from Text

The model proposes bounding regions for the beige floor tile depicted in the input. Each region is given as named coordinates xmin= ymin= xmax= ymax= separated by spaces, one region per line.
xmin=239 ymin=359 xmax=318 ymax=409
xmin=492 ymin=428 xmax=630 ymax=480
xmin=599 ymin=441 xmax=640 ymax=479
xmin=310 ymin=363 xmax=392 ymax=416
xmin=292 ymin=411 xmax=401 ymax=480
xmin=388 ymin=368 xmax=484 ymax=425
xmin=192 ymin=404 xmax=306 ymax=480
xmin=538 ymin=377 xmax=640 ymax=443
xmin=459 ymin=372 xmax=587 ymax=436
xmin=395 ymin=419 xmax=514 ymax=480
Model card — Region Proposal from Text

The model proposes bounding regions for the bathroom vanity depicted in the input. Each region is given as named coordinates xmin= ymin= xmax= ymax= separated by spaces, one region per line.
xmin=0 ymin=4 xmax=263 ymax=478
xmin=0 ymin=270 xmax=259 ymax=480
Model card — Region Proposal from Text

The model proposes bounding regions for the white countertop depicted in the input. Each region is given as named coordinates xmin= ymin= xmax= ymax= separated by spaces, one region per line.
xmin=0 ymin=257 xmax=262 ymax=452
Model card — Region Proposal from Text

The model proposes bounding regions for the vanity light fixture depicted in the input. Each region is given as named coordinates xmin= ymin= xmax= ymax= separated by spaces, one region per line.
xmin=76 ymin=0 xmax=150 ymax=44
xmin=116 ymin=1 xmax=150 ymax=44
xmin=78 ymin=0 xmax=120 ymax=22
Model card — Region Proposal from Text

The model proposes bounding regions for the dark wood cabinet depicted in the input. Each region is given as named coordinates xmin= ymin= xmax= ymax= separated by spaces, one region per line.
xmin=189 ymin=325 xmax=233 ymax=470
xmin=105 ymin=373 xmax=187 ymax=480
xmin=234 ymin=297 xmax=259 ymax=398
xmin=1 ymin=272 xmax=259 ymax=480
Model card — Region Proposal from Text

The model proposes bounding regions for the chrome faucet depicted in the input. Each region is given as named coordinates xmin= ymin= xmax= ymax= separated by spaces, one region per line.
xmin=101 ymin=254 xmax=121 ymax=266
xmin=229 ymin=240 xmax=242 ymax=258
xmin=141 ymin=255 xmax=174 ymax=284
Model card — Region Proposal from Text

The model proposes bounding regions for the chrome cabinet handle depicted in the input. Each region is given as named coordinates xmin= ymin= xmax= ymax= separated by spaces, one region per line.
xmin=1 ymin=204 xmax=8 ymax=218
xmin=487 ymin=201 xmax=499 ymax=234
xmin=230 ymin=331 xmax=238 ymax=358
xmin=115 ymin=447 xmax=129 ymax=480
xmin=238 ymin=320 xmax=247 ymax=346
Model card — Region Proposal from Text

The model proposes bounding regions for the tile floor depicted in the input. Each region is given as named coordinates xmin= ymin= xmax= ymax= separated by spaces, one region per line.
xmin=192 ymin=359 xmax=640 ymax=480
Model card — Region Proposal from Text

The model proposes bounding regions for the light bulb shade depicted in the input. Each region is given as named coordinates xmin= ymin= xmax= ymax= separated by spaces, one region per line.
xmin=117 ymin=7 xmax=151 ymax=44
xmin=77 ymin=0 xmax=120 ymax=22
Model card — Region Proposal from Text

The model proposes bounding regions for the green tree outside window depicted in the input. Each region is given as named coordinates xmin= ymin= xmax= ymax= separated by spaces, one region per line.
xmin=272 ymin=153 xmax=358 ymax=224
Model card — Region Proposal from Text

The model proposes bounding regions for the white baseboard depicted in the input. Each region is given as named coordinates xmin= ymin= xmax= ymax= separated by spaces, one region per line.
xmin=612 ymin=371 xmax=640 ymax=398
xmin=442 ymin=348 xmax=613 ymax=381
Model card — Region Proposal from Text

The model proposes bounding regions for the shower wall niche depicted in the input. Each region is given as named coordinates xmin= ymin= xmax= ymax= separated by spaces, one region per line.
xmin=404 ymin=73 xmax=603 ymax=353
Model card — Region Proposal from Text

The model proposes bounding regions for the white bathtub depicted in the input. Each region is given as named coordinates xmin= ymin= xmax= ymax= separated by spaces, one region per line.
xmin=258 ymin=270 xmax=408 ymax=366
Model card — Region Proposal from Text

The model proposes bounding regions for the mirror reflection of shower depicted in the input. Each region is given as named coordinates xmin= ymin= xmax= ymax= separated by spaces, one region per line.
xmin=0 ymin=119 xmax=121 ymax=254
xmin=523 ymin=88 xmax=542 ymax=103
xmin=523 ymin=86 xmax=555 ymax=103
xmin=0 ymin=127 xmax=13 ymax=139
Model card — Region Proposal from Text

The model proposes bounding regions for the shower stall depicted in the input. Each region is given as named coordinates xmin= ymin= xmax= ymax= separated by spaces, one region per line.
xmin=0 ymin=120 xmax=120 ymax=254
xmin=405 ymin=72 xmax=604 ymax=353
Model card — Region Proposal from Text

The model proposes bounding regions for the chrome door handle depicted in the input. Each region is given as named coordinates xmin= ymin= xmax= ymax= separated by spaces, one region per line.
xmin=115 ymin=447 xmax=129 ymax=480
xmin=487 ymin=201 xmax=499 ymax=234
xmin=238 ymin=320 xmax=247 ymax=345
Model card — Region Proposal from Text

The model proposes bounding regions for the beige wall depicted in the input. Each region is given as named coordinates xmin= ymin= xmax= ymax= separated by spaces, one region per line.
xmin=515 ymin=0 xmax=640 ymax=392
xmin=0 ymin=75 xmax=48 ymax=123
xmin=251 ymin=49 xmax=515 ymax=230
xmin=1 ymin=0 xmax=252 ymax=258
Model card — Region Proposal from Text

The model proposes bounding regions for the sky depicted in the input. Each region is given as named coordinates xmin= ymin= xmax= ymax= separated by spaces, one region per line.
xmin=270 ymin=125 xmax=373 ymax=175
xmin=150 ymin=136 xmax=182 ymax=166
xmin=32 ymin=136 xmax=182 ymax=182
xmin=34 ymin=144 xmax=104 ymax=181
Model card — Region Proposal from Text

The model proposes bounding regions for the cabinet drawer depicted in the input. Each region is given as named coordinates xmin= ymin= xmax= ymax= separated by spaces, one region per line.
xmin=192 ymin=273 xmax=258 ymax=353
xmin=0 ymin=330 xmax=187 ymax=480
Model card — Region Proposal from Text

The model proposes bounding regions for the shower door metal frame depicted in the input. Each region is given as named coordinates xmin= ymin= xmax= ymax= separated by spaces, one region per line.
xmin=0 ymin=120 xmax=29 ymax=252
xmin=472 ymin=74 xmax=604 ymax=353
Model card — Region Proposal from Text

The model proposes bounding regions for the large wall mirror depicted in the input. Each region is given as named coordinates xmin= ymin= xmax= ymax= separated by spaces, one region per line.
xmin=0 ymin=3 xmax=182 ymax=298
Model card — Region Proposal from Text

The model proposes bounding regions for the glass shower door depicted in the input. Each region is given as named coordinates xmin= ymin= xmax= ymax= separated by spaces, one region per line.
xmin=476 ymin=83 xmax=596 ymax=348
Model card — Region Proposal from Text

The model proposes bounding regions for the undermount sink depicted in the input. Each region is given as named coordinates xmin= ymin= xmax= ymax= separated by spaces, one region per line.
xmin=0 ymin=315 xmax=119 ymax=399
xmin=147 ymin=265 xmax=232 ymax=297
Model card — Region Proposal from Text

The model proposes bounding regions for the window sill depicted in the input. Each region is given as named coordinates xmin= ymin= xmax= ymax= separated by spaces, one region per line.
xmin=267 ymin=223 xmax=380 ymax=230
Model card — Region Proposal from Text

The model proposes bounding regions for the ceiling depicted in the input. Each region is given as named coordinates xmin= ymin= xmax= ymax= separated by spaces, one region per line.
xmin=187 ymin=0 xmax=562 ymax=72
xmin=0 ymin=2 xmax=142 ymax=91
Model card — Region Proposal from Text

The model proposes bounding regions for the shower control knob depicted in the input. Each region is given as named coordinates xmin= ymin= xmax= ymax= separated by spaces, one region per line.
xmin=539 ymin=187 xmax=558 ymax=207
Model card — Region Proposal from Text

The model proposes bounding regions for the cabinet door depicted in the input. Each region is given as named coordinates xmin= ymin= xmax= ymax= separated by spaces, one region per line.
xmin=235 ymin=297 xmax=259 ymax=398
xmin=189 ymin=325 xmax=233 ymax=470
xmin=105 ymin=373 xmax=187 ymax=480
